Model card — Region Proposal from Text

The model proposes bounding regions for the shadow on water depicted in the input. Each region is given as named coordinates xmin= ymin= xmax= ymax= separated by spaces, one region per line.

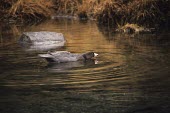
xmin=46 ymin=59 xmax=98 ymax=72
xmin=0 ymin=19 xmax=170 ymax=113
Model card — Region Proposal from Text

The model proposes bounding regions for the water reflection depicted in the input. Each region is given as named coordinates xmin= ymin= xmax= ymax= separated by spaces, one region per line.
xmin=0 ymin=19 xmax=170 ymax=113
xmin=46 ymin=60 xmax=98 ymax=72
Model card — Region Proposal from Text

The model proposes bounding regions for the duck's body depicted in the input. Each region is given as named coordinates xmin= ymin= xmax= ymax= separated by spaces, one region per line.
xmin=39 ymin=51 xmax=98 ymax=63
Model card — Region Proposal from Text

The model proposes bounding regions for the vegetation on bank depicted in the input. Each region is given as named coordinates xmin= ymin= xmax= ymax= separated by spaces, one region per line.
xmin=0 ymin=0 xmax=169 ymax=28
xmin=0 ymin=0 xmax=53 ymax=22
xmin=96 ymin=0 xmax=170 ymax=28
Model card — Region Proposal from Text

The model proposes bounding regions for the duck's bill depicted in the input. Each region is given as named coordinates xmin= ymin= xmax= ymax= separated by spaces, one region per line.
xmin=94 ymin=53 xmax=98 ymax=57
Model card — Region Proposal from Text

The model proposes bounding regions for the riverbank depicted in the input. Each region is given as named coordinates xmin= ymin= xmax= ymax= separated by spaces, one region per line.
xmin=0 ymin=0 xmax=53 ymax=23
xmin=1 ymin=0 xmax=169 ymax=28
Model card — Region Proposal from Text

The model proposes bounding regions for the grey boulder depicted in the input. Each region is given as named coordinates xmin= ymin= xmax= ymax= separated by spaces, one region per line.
xmin=19 ymin=31 xmax=65 ymax=51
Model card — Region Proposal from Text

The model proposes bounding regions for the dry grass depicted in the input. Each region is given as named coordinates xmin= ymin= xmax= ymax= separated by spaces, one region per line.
xmin=53 ymin=0 xmax=79 ymax=15
xmin=128 ymin=0 xmax=161 ymax=26
xmin=116 ymin=23 xmax=152 ymax=34
xmin=1 ymin=0 xmax=169 ymax=27
xmin=96 ymin=0 xmax=127 ymax=26
xmin=1 ymin=0 xmax=53 ymax=22
xmin=96 ymin=0 xmax=170 ymax=27
xmin=77 ymin=0 xmax=100 ymax=19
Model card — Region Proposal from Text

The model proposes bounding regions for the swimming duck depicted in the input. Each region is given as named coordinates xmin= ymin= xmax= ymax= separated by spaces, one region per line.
xmin=39 ymin=51 xmax=98 ymax=63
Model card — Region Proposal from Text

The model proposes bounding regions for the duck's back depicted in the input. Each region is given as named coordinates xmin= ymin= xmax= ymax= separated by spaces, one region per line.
xmin=39 ymin=51 xmax=84 ymax=63
xmin=49 ymin=51 xmax=81 ymax=62
xmin=50 ymin=51 xmax=70 ymax=56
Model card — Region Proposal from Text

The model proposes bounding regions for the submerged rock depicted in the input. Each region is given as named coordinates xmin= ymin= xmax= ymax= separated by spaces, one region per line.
xmin=19 ymin=31 xmax=65 ymax=51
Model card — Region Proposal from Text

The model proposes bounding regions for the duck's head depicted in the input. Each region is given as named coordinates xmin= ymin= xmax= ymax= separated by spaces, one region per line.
xmin=83 ymin=52 xmax=98 ymax=60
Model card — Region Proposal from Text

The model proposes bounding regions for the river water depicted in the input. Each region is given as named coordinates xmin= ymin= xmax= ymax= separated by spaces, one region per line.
xmin=0 ymin=19 xmax=170 ymax=113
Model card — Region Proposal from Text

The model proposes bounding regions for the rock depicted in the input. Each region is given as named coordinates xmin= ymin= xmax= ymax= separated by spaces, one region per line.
xmin=19 ymin=31 xmax=65 ymax=51
xmin=20 ymin=41 xmax=65 ymax=51
xmin=19 ymin=31 xmax=65 ymax=43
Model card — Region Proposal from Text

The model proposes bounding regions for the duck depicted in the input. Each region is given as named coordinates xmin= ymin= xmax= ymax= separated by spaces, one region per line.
xmin=39 ymin=51 xmax=98 ymax=63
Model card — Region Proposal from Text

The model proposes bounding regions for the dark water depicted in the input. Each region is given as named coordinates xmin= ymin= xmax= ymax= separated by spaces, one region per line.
xmin=0 ymin=19 xmax=170 ymax=113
